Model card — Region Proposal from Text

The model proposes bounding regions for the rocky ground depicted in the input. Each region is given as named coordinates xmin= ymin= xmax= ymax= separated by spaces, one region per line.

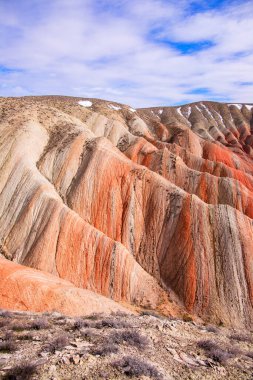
xmin=0 ymin=309 xmax=252 ymax=380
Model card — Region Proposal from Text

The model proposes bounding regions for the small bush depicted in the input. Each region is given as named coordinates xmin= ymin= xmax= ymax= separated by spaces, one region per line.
xmin=90 ymin=342 xmax=118 ymax=356
xmin=140 ymin=310 xmax=161 ymax=318
xmin=43 ymin=335 xmax=68 ymax=353
xmin=112 ymin=355 xmax=161 ymax=379
xmin=73 ymin=318 xmax=90 ymax=330
xmin=110 ymin=330 xmax=149 ymax=350
xmin=227 ymin=346 xmax=241 ymax=356
xmin=54 ymin=314 xmax=66 ymax=321
xmin=229 ymin=333 xmax=253 ymax=344
xmin=209 ymin=348 xmax=234 ymax=364
xmin=80 ymin=328 xmax=99 ymax=342
xmin=84 ymin=313 xmax=102 ymax=321
xmin=94 ymin=318 xmax=130 ymax=329
xmin=110 ymin=311 xmax=129 ymax=317
xmin=11 ymin=322 xmax=29 ymax=332
xmin=31 ymin=318 xmax=49 ymax=330
xmin=0 ymin=319 xmax=10 ymax=328
xmin=18 ymin=333 xmax=34 ymax=341
xmin=182 ymin=313 xmax=193 ymax=322
xmin=42 ymin=311 xmax=52 ymax=317
xmin=246 ymin=351 xmax=253 ymax=359
xmin=3 ymin=331 xmax=14 ymax=341
xmin=197 ymin=340 xmax=218 ymax=351
xmin=205 ymin=325 xmax=219 ymax=333
xmin=0 ymin=310 xmax=11 ymax=318
xmin=0 ymin=340 xmax=17 ymax=353
xmin=197 ymin=340 xmax=235 ymax=364
xmin=2 ymin=361 xmax=38 ymax=380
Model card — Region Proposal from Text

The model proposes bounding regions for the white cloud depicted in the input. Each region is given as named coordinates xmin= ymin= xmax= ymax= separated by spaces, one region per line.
xmin=0 ymin=0 xmax=253 ymax=106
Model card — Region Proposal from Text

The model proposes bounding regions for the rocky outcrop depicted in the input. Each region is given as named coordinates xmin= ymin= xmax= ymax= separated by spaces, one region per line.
xmin=0 ymin=96 xmax=252 ymax=327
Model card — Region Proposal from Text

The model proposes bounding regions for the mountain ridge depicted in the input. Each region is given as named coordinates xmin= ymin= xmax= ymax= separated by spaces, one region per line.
xmin=0 ymin=96 xmax=252 ymax=328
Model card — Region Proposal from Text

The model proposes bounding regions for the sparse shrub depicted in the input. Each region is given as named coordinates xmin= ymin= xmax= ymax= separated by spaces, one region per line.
xmin=229 ymin=333 xmax=253 ymax=343
xmin=197 ymin=339 xmax=218 ymax=351
xmin=197 ymin=339 xmax=235 ymax=364
xmin=0 ymin=310 xmax=11 ymax=318
xmin=97 ymin=370 xmax=110 ymax=379
xmin=43 ymin=334 xmax=68 ymax=353
xmin=140 ymin=310 xmax=165 ymax=320
xmin=227 ymin=346 xmax=241 ymax=356
xmin=110 ymin=311 xmax=129 ymax=318
xmin=94 ymin=318 xmax=130 ymax=329
xmin=90 ymin=342 xmax=118 ymax=356
xmin=3 ymin=331 xmax=14 ymax=341
xmin=56 ymin=314 xmax=66 ymax=320
xmin=80 ymin=328 xmax=98 ymax=341
xmin=0 ymin=340 xmax=17 ymax=353
xmin=166 ymin=316 xmax=179 ymax=322
xmin=0 ymin=319 xmax=10 ymax=328
xmin=246 ymin=351 xmax=253 ymax=359
xmin=112 ymin=355 xmax=162 ymax=379
xmin=209 ymin=349 xmax=234 ymax=364
xmin=31 ymin=317 xmax=49 ymax=330
xmin=73 ymin=318 xmax=90 ymax=330
xmin=205 ymin=325 xmax=219 ymax=333
xmin=182 ymin=313 xmax=193 ymax=322
xmin=2 ymin=361 xmax=38 ymax=380
xmin=42 ymin=311 xmax=52 ymax=317
xmin=110 ymin=329 xmax=149 ymax=349
xmin=18 ymin=333 xmax=34 ymax=341
xmin=84 ymin=313 xmax=102 ymax=321
xmin=11 ymin=322 xmax=29 ymax=332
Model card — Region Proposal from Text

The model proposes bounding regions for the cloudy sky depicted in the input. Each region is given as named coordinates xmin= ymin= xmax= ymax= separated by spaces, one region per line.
xmin=0 ymin=0 xmax=253 ymax=107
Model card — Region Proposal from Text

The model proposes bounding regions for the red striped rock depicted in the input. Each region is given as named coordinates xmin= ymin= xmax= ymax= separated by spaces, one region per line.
xmin=0 ymin=257 xmax=131 ymax=315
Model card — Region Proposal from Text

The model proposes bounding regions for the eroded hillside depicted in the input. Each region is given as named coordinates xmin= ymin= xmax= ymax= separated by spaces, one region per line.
xmin=0 ymin=96 xmax=253 ymax=328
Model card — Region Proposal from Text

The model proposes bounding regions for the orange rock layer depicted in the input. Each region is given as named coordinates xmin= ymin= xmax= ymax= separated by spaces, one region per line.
xmin=0 ymin=257 xmax=131 ymax=315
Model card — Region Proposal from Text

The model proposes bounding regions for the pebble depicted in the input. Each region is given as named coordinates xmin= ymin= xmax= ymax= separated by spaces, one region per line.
xmin=39 ymin=352 xmax=49 ymax=358
xmin=71 ymin=355 xmax=80 ymax=364
xmin=62 ymin=357 xmax=71 ymax=365
xmin=49 ymin=365 xmax=57 ymax=373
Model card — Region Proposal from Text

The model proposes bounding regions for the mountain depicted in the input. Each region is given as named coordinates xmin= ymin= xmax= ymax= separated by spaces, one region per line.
xmin=0 ymin=96 xmax=252 ymax=328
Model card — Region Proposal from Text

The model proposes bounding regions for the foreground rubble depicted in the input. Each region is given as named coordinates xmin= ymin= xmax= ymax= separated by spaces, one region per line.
xmin=0 ymin=309 xmax=252 ymax=379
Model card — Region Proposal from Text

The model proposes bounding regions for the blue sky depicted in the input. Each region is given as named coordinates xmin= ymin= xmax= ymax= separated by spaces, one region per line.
xmin=0 ymin=0 xmax=253 ymax=107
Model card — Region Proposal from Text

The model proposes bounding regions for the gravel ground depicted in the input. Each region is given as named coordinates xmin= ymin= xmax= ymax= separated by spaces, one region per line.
xmin=0 ymin=309 xmax=252 ymax=379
